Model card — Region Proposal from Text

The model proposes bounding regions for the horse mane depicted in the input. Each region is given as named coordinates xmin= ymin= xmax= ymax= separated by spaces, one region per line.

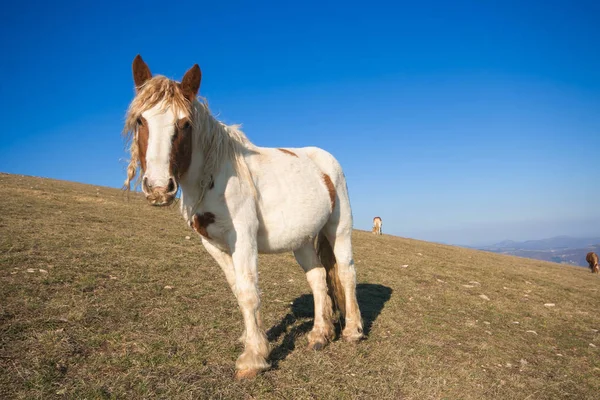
xmin=189 ymin=100 xmax=257 ymax=211
xmin=122 ymin=75 xmax=256 ymax=207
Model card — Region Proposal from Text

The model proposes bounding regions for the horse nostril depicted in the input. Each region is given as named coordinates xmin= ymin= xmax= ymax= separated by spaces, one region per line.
xmin=167 ymin=178 xmax=177 ymax=194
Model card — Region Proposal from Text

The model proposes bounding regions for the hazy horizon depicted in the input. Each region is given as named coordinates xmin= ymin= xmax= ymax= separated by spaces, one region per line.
xmin=412 ymin=218 xmax=600 ymax=247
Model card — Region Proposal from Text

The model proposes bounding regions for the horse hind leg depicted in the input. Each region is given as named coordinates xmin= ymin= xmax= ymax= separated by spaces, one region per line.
xmin=320 ymin=226 xmax=364 ymax=343
xmin=293 ymin=243 xmax=335 ymax=350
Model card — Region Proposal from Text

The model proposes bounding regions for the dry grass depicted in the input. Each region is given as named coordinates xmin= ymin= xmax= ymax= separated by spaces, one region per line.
xmin=1 ymin=172 xmax=599 ymax=399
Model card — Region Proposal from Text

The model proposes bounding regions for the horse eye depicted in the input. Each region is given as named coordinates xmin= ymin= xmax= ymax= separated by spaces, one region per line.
xmin=136 ymin=117 xmax=143 ymax=126
xmin=176 ymin=120 xmax=191 ymax=131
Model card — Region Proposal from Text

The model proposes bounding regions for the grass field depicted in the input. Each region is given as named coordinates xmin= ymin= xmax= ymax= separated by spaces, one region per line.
xmin=1 ymin=172 xmax=599 ymax=399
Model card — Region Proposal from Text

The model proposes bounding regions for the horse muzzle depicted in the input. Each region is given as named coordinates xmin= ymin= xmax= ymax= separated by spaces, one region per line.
xmin=142 ymin=176 xmax=178 ymax=206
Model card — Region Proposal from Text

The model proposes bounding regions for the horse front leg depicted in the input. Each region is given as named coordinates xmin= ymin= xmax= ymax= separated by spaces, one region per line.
xmin=229 ymin=236 xmax=270 ymax=379
xmin=201 ymin=237 xmax=257 ymax=344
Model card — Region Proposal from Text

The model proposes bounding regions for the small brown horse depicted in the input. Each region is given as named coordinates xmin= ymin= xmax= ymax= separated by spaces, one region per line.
xmin=586 ymin=252 xmax=599 ymax=274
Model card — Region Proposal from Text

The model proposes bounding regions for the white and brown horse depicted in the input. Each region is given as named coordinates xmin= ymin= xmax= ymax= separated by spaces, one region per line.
xmin=372 ymin=216 xmax=382 ymax=235
xmin=123 ymin=55 xmax=364 ymax=379
xmin=586 ymin=252 xmax=599 ymax=274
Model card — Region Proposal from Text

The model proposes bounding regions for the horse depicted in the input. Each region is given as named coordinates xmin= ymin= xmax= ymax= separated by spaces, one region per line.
xmin=586 ymin=252 xmax=599 ymax=274
xmin=372 ymin=216 xmax=382 ymax=235
xmin=122 ymin=55 xmax=364 ymax=379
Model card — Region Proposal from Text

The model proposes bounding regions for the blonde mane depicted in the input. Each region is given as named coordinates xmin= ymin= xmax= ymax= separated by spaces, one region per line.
xmin=122 ymin=75 xmax=256 ymax=207
xmin=189 ymin=100 xmax=257 ymax=211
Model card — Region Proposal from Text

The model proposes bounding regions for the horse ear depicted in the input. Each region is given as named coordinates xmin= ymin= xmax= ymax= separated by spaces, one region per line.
xmin=132 ymin=54 xmax=152 ymax=91
xmin=180 ymin=64 xmax=201 ymax=101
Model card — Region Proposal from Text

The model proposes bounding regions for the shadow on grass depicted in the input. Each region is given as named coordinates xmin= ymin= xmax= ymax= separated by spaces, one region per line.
xmin=266 ymin=283 xmax=392 ymax=367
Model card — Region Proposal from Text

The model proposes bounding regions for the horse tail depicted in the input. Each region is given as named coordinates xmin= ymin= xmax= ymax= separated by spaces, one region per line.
xmin=317 ymin=232 xmax=346 ymax=318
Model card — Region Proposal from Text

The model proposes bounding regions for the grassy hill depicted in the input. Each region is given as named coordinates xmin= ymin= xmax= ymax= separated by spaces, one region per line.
xmin=1 ymin=172 xmax=598 ymax=399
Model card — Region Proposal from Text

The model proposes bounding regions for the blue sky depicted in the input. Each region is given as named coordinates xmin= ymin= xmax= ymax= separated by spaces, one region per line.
xmin=1 ymin=0 xmax=599 ymax=245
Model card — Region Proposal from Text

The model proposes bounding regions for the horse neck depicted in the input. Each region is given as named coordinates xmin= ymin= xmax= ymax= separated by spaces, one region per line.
xmin=178 ymin=102 xmax=252 ymax=220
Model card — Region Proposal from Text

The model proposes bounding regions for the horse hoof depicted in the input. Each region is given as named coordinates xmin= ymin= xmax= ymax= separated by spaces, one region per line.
xmin=342 ymin=331 xmax=365 ymax=343
xmin=308 ymin=341 xmax=326 ymax=351
xmin=235 ymin=368 xmax=261 ymax=380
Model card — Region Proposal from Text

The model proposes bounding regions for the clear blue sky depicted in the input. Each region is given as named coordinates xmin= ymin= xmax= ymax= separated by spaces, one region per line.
xmin=1 ymin=0 xmax=599 ymax=245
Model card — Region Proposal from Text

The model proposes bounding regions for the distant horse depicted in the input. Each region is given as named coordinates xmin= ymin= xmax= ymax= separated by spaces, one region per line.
xmin=122 ymin=55 xmax=364 ymax=379
xmin=372 ymin=216 xmax=382 ymax=235
xmin=586 ymin=252 xmax=599 ymax=274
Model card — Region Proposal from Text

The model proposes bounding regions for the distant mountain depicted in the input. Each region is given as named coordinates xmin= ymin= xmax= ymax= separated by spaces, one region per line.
xmin=474 ymin=236 xmax=600 ymax=267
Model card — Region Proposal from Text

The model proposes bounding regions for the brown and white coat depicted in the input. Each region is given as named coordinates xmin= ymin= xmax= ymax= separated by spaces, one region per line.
xmin=123 ymin=55 xmax=364 ymax=379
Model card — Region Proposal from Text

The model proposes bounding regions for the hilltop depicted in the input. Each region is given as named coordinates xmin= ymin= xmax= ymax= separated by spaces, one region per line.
xmin=1 ymin=172 xmax=599 ymax=399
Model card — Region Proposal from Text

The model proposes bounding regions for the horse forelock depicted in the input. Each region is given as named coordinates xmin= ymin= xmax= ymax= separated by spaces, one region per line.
xmin=126 ymin=76 xmax=192 ymax=126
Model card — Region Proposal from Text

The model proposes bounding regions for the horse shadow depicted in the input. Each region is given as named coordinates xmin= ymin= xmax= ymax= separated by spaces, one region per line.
xmin=266 ymin=283 xmax=392 ymax=367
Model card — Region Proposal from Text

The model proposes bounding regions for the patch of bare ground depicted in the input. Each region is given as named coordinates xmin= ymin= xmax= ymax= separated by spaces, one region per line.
xmin=1 ymin=173 xmax=599 ymax=399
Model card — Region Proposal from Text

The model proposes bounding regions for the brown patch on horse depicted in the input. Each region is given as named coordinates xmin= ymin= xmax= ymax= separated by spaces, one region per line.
xmin=132 ymin=55 xmax=152 ymax=90
xmin=192 ymin=212 xmax=216 ymax=238
xmin=322 ymin=174 xmax=336 ymax=210
xmin=137 ymin=117 xmax=149 ymax=171
xmin=180 ymin=64 xmax=202 ymax=101
xmin=278 ymin=148 xmax=298 ymax=157
xmin=586 ymin=252 xmax=599 ymax=273
xmin=170 ymin=118 xmax=193 ymax=179
xmin=317 ymin=234 xmax=346 ymax=318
